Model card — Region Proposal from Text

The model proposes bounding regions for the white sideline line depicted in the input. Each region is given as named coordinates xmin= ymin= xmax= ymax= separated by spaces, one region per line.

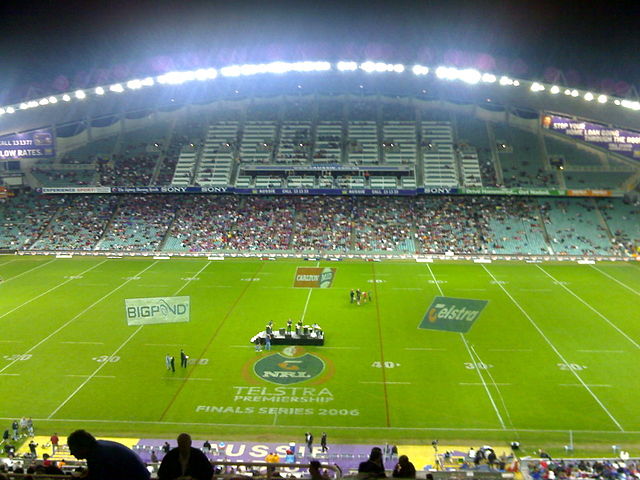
xmin=145 ymin=344 xmax=181 ymax=347
xmin=0 ymin=259 xmax=17 ymax=268
xmin=537 ymin=265 xmax=640 ymax=350
xmin=426 ymin=263 xmax=507 ymax=430
xmin=4 ymin=416 xmax=640 ymax=434
xmin=488 ymin=348 xmax=532 ymax=352
xmin=65 ymin=375 xmax=115 ymax=378
xmin=0 ymin=373 xmax=20 ymax=376
xmin=590 ymin=265 xmax=640 ymax=296
xmin=0 ymin=260 xmax=107 ymax=320
xmin=48 ymin=260 xmax=212 ymax=419
xmin=405 ymin=347 xmax=446 ymax=351
xmin=1 ymin=258 xmax=56 ymax=283
xmin=49 ymin=326 xmax=144 ymax=419
xmin=483 ymin=264 xmax=624 ymax=432
xmin=0 ymin=261 xmax=158 ymax=376
xmin=60 ymin=341 xmax=104 ymax=345
xmin=560 ymin=384 xmax=612 ymax=388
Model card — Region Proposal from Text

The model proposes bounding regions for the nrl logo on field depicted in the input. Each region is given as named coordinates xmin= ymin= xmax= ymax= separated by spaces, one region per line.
xmin=254 ymin=346 xmax=325 ymax=385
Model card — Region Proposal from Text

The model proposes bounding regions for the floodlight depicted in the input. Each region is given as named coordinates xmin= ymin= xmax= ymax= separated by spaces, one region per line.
xmin=499 ymin=76 xmax=513 ymax=86
xmin=220 ymin=65 xmax=242 ymax=77
xmin=28 ymin=101 xmax=38 ymax=108
xmin=157 ymin=71 xmax=195 ymax=84
xmin=513 ymin=80 xmax=520 ymax=86
xmin=571 ymin=89 xmax=579 ymax=97
xmin=564 ymin=89 xmax=572 ymax=95
xmin=435 ymin=66 xmax=450 ymax=79
xmin=530 ymin=82 xmax=545 ymax=92
xmin=550 ymin=86 xmax=560 ymax=94
xmin=75 ymin=90 xmax=86 ymax=99
xmin=0 ymin=108 xmax=4 ymax=115
xmin=194 ymin=68 xmax=217 ymax=80
xmin=583 ymin=92 xmax=594 ymax=101
xmin=127 ymin=79 xmax=143 ymax=90
xmin=6 ymin=107 xmax=15 ymax=114
xmin=360 ymin=61 xmax=377 ymax=73
xmin=597 ymin=94 xmax=607 ymax=104
xmin=412 ymin=65 xmax=429 ymax=75
xmin=48 ymin=96 xmax=58 ymax=104
xmin=109 ymin=84 xmax=124 ymax=93
xmin=141 ymin=77 xmax=155 ymax=87
xmin=95 ymin=86 xmax=105 ymax=95
xmin=622 ymin=100 xmax=640 ymax=110
xmin=481 ymin=73 xmax=496 ymax=83
xmin=38 ymin=98 xmax=49 ymax=106
xmin=614 ymin=99 xmax=621 ymax=106
xmin=392 ymin=64 xmax=405 ymax=73
xmin=20 ymin=103 xmax=29 ymax=110
xmin=337 ymin=61 xmax=358 ymax=71
xmin=459 ymin=68 xmax=481 ymax=84
xmin=62 ymin=94 xmax=71 ymax=102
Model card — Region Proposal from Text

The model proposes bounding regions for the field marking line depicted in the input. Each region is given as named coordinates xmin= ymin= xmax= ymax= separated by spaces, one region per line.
xmin=460 ymin=334 xmax=506 ymax=429
xmin=469 ymin=343 xmax=515 ymax=429
xmin=159 ymin=261 xmax=262 ymax=422
xmin=145 ymin=344 xmax=182 ymax=347
xmin=536 ymin=265 xmax=640 ymax=350
xmin=299 ymin=260 xmax=319 ymax=323
xmin=0 ymin=258 xmax=17 ymax=268
xmin=0 ymin=340 xmax=22 ymax=343
xmin=371 ymin=262 xmax=391 ymax=428
xmin=0 ymin=261 xmax=158 ymax=375
xmin=590 ymin=265 xmax=640 ymax=296
xmin=59 ymin=341 xmax=104 ymax=345
xmin=488 ymin=348 xmax=532 ymax=352
xmin=0 ymin=258 xmax=57 ymax=284
xmin=48 ymin=325 xmax=144 ymax=419
xmin=482 ymin=264 xmax=624 ymax=432
xmin=318 ymin=346 xmax=361 ymax=350
xmin=460 ymin=382 xmax=512 ymax=386
xmin=426 ymin=263 xmax=508 ymax=430
xmin=0 ymin=260 xmax=108 ymax=320
xmin=5 ymin=416 xmax=640 ymax=434
xmin=0 ymin=373 xmax=20 ymax=376
xmin=64 ymin=374 xmax=115 ymax=378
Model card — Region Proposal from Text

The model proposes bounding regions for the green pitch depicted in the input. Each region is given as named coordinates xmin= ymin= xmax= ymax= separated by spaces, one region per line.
xmin=1 ymin=255 xmax=639 ymax=453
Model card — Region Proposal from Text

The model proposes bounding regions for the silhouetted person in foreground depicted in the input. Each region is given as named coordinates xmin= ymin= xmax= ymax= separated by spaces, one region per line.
xmin=158 ymin=433 xmax=214 ymax=480
xmin=67 ymin=429 xmax=150 ymax=480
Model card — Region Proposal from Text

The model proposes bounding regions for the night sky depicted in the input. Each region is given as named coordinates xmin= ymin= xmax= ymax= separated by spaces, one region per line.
xmin=0 ymin=0 xmax=639 ymax=101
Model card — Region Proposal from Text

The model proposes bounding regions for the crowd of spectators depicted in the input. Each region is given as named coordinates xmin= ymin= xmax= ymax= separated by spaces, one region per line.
xmin=1 ymin=194 xmax=636 ymax=256
xmin=527 ymin=456 xmax=640 ymax=480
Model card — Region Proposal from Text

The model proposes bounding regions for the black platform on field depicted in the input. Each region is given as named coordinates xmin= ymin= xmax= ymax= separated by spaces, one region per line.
xmin=270 ymin=332 xmax=324 ymax=346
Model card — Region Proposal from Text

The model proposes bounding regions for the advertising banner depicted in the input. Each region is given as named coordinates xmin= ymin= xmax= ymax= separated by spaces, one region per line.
xmin=293 ymin=267 xmax=336 ymax=288
xmin=419 ymin=296 xmax=488 ymax=333
xmin=543 ymin=113 xmax=640 ymax=162
xmin=125 ymin=296 xmax=190 ymax=326
xmin=0 ymin=130 xmax=55 ymax=159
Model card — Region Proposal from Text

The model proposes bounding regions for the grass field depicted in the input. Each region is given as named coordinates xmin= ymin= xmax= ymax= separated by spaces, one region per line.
xmin=1 ymin=255 xmax=639 ymax=455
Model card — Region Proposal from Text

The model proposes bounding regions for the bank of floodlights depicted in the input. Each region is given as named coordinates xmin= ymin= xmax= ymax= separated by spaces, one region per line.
xmin=336 ymin=61 xmax=358 ymax=71
xmin=1 ymin=57 xmax=639 ymax=119
xmin=359 ymin=62 xmax=405 ymax=73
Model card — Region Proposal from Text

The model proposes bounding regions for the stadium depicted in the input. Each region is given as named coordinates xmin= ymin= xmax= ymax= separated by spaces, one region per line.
xmin=0 ymin=5 xmax=639 ymax=478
